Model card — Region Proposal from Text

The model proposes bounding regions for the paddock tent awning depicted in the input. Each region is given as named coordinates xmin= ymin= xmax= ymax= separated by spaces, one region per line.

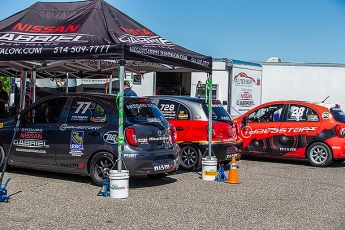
xmin=0 ymin=0 xmax=212 ymax=74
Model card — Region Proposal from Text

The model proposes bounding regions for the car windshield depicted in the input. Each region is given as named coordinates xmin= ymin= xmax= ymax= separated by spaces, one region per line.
xmin=330 ymin=107 xmax=345 ymax=123
xmin=124 ymin=100 xmax=169 ymax=126
xmin=202 ymin=103 xmax=233 ymax=122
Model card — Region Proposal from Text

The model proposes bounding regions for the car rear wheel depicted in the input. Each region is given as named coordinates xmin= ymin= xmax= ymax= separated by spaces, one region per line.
xmin=307 ymin=142 xmax=332 ymax=167
xmin=89 ymin=152 xmax=116 ymax=186
xmin=179 ymin=143 xmax=202 ymax=171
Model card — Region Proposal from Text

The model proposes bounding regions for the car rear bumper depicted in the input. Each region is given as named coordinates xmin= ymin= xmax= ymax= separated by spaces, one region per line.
xmin=198 ymin=141 xmax=242 ymax=162
xmin=122 ymin=144 xmax=180 ymax=175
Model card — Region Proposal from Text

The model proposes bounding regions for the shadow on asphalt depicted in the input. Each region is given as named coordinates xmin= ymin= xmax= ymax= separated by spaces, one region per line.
xmin=240 ymin=155 xmax=345 ymax=168
xmin=6 ymin=167 xmax=184 ymax=188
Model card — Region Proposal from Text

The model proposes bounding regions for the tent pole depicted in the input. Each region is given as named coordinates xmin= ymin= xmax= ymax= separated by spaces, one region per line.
xmin=32 ymin=70 xmax=36 ymax=103
xmin=118 ymin=60 xmax=125 ymax=171
xmin=66 ymin=73 xmax=69 ymax=93
xmin=109 ymin=74 xmax=113 ymax=94
xmin=207 ymin=73 xmax=212 ymax=158
xmin=19 ymin=71 xmax=27 ymax=112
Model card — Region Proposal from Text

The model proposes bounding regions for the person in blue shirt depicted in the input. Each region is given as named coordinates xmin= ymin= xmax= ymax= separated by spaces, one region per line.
xmin=123 ymin=80 xmax=137 ymax=96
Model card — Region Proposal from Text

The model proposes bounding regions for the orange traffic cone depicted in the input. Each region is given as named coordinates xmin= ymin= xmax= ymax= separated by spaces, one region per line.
xmin=224 ymin=156 xmax=242 ymax=184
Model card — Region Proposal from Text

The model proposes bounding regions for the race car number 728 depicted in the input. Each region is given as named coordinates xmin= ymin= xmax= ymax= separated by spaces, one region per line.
xmin=160 ymin=104 xmax=175 ymax=111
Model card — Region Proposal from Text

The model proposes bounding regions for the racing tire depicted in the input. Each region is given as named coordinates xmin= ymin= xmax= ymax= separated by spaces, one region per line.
xmin=147 ymin=173 xmax=167 ymax=179
xmin=179 ymin=143 xmax=202 ymax=171
xmin=89 ymin=152 xmax=116 ymax=186
xmin=0 ymin=145 xmax=5 ymax=171
xmin=306 ymin=142 xmax=332 ymax=167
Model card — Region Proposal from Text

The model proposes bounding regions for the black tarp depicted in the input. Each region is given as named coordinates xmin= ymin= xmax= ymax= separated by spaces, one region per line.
xmin=0 ymin=0 xmax=212 ymax=73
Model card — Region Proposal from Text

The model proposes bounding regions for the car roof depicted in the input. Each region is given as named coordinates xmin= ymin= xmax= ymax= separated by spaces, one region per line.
xmin=147 ymin=95 xmax=208 ymax=103
xmin=260 ymin=100 xmax=340 ymax=108
xmin=38 ymin=92 xmax=143 ymax=101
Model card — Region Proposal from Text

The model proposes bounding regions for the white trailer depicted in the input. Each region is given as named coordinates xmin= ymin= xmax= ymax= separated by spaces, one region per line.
xmin=259 ymin=61 xmax=345 ymax=108
xmin=191 ymin=58 xmax=263 ymax=117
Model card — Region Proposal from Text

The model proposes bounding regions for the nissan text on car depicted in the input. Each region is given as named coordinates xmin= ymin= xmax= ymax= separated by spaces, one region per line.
xmin=148 ymin=95 xmax=243 ymax=170
xmin=234 ymin=100 xmax=345 ymax=166
xmin=0 ymin=93 xmax=180 ymax=186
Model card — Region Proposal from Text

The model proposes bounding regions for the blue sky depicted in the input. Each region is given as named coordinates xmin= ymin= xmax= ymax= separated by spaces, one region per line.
xmin=1 ymin=0 xmax=344 ymax=64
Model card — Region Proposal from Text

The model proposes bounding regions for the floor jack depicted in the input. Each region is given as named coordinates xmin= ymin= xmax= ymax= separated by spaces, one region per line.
xmin=0 ymin=115 xmax=20 ymax=202
xmin=215 ymin=164 xmax=227 ymax=182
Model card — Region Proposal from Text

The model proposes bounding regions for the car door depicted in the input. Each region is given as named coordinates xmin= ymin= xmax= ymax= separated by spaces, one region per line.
xmin=10 ymin=97 xmax=67 ymax=166
xmin=241 ymin=103 xmax=284 ymax=156
xmin=55 ymin=97 xmax=108 ymax=168
xmin=156 ymin=99 xmax=192 ymax=142
xmin=276 ymin=103 xmax=320 ymax=157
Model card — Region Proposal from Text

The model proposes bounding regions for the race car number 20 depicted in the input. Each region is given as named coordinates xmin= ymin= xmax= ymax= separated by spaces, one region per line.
xmin=53 ymin=45 xmax=110 ymax=54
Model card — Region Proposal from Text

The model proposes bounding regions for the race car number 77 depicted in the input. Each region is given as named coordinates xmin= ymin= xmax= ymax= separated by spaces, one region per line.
xmin=75 ymin=102 xmax=92 ymax=114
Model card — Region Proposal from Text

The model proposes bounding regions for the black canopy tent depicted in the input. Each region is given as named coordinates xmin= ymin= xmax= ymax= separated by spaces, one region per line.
xmin=0 ymin=0 xmax=212 ymax=73
xmin=0 ymin=0 xmax=215 ymax=171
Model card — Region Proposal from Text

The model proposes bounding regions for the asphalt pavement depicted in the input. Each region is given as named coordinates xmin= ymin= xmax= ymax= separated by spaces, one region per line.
xmin=1 ymin=157 xmax=344 ymax=230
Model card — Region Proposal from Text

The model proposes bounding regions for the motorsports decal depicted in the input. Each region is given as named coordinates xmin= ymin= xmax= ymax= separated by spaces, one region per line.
xmin=153 ymin=164 xmax=174 ymax=171
xmin=244 ymin=128 xmax=336 ymax=154
xmin=241 ymin=126 xmax=318 ymax=139
xmin=60 ymin=124 xmax=102 ymax=131
xmin=69 ymin=131 xmax=84 ymax=156
xmin=103 ymin=131 xmax=118 ymax=144
xmin=13 ymin=139 xmax=49 ymax=148
xmin=14 ymin=128 xmax=47 ymax=153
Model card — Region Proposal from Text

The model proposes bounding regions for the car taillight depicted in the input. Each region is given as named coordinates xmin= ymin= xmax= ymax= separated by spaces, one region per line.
xmin=137 ymin=98 xmax=147 ymax=103
xmin=334 ymin=125 xmax=344 ymax=138
xmin=169 ymin=126 xmax=177 ymax=143
xmin=125 ymin=127 xmax=138 ymax=146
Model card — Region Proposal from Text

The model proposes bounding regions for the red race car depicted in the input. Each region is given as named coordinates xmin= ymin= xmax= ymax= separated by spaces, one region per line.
xmin=234 ymin=100 xmax=345 ymax=166
xmin=148 ymin=96 xmax=243 ymax=171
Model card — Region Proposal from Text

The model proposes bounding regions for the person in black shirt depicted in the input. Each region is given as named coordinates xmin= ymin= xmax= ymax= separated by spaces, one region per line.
xmin=124 ymin=80 xmax=137 ymax=96
xmin=0 ymin=80 xmax=9 ymax=118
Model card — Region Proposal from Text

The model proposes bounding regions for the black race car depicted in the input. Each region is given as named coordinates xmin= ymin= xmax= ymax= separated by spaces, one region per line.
xmin=0 ymin=93 xmax=180 ymax=186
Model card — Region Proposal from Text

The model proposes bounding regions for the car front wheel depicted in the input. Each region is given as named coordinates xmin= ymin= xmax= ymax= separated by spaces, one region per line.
xmin=89 ymin=152 xmax=116 ymax=186
xmin=307 ymin=142 xmax=332 ymax=167
xmin=179 ymin=144 xmax=202 ymax=171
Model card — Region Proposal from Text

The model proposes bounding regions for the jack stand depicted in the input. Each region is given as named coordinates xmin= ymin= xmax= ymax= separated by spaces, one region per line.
xmin=215 ymin=165 xmax=227 ymax=182
xmin=97 ymin=177 xmax=110 ymax=197
xmin=0 ymin=178 xmax=11 ymax=202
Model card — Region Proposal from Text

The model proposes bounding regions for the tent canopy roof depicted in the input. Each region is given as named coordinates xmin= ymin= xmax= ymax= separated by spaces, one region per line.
xmin=0 ymin=0 xmax=212 ymax=75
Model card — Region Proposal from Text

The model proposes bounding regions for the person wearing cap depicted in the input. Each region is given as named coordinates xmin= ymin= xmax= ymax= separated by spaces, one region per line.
xmin=0 ymin=80 xmax=9 ymax=118
xmin=124 ymin=80 xmax=137 ymax=96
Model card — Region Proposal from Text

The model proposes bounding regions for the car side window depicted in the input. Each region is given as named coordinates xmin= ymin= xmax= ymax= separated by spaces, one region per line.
xmin=247 ymin=104 xmax=284 ymax=122
xmin=21 ymin=97 xmax=67 ymax=124
xmin=286 ymin=104 xmax=319 ymax=122
xmin=157 ymin=99 xmax=189 ymax=120
xmin=67 ymin=98 xmax=107 ymax=123
xmin=177 ymin=104 xmax=190 ymax=120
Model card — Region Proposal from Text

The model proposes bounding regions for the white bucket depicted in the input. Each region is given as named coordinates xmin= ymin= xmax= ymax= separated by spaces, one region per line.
xmin=201 ymin=157 xmax=218 ymax=181
xmin=109 ymin=170 xmax=130 ymax=199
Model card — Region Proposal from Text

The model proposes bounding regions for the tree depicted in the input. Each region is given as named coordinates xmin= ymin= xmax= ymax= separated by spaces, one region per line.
xmin=0 ymin=76 xmax=11 ymax=92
